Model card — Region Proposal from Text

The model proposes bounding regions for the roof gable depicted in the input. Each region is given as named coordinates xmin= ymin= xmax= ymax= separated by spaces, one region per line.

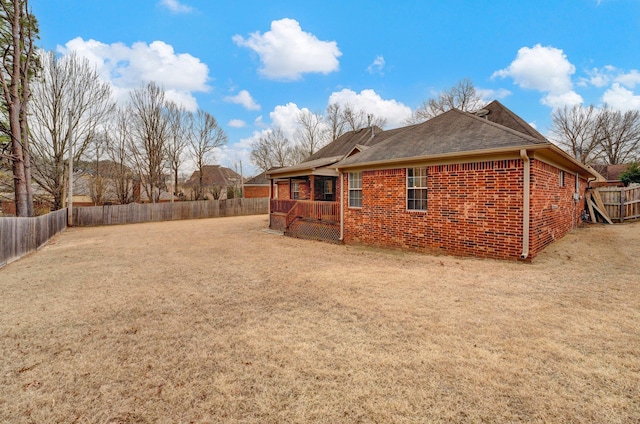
xmin=481 ymin=100 xmax=547 ymax=141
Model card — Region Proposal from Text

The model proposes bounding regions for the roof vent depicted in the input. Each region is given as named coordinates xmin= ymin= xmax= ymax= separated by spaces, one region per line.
xmin=476 ymin=109 xmax=490 ymax=119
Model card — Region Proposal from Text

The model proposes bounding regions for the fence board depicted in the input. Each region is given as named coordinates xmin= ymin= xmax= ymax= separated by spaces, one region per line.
xmin=0 ymin=208 xmax=67 ymax=267
xmin=595 ymin=186 xmax=640 ymax=222
xmin=73 ymin=198 xmax=268 ymax=227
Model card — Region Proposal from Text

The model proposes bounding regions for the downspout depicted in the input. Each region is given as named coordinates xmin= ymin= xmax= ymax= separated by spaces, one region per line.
xmin=339 ymin=170 xmax=344 ymax=241
xmin=520 ymin=149 xmax=530 ymax=260
xmin=268 ymin=178 xmax=272 ymax=228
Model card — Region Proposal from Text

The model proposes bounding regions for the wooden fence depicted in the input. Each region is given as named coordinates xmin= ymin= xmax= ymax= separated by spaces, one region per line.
xmin=73 ymin=197 xmax=269 ymax=226
xmin=0 ymin=208 xmax=68 ymax=267
xmin=596 ymin=185 xmax=640 ymax=222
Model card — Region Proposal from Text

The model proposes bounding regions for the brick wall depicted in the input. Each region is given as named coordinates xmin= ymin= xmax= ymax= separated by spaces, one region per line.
xmin=343 ymin=159 xmax=586 ymax=260
xmin=276 ymin=181 xmax=290 ymax=199
xmin=529 ymin=160 xmax=587 ymax=257
xmin=244 ymin=186 xmax=269 ymax=198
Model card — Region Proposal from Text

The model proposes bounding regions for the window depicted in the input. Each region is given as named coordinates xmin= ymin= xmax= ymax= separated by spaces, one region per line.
xmin=292 ymin=181 xmax=300 ymax=199
xmin=407 ymin=167 xmax=427 ymax=211
xmin=559 ymin=170 xmax=565 ymax=187
xmin=314 ymin=176 xmax=336 ymax=201
xmin=348 ymin=172 xmax=362 ymax=208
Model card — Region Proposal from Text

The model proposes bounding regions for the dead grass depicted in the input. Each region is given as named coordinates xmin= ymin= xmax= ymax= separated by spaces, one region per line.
xmin=1 ymin=215 xmax=639 ymax=423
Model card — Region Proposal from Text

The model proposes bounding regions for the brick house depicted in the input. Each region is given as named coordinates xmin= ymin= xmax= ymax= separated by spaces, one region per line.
xmin=184 ymin=165 xmax=242 ymax=200
xmin=243 ymin=171 xmax=270 ymax=198
xmin=268 ymin=101 xmax=599 ymax=260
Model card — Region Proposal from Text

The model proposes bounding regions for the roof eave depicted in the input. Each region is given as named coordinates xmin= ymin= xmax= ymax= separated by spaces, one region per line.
xmin=335 ymin=143 xmax=599 ymax=179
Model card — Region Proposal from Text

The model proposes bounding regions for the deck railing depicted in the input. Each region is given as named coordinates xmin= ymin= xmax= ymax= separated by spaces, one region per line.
xmin=270 ymin=199 xmax=339 ymax=228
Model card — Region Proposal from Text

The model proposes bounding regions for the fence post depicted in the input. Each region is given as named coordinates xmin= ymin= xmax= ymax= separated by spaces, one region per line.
xmin=620 ymin=189 xmax=625 ymax=222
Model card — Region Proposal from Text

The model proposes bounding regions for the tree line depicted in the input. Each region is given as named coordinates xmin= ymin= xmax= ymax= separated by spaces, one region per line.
xmin=0 ymin=1 xmax=227 ymax=216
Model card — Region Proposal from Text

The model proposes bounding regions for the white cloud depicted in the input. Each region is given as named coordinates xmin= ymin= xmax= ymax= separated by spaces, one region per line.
xmin=232 ymin=18 xmax=341 ymax=80
xmin=493 ymin=44 xmax=582 ymax=108
xmin=215 ymin=144 xmax=256 ymax=177
xmin=476 ymin=88 xmax=511 ymax=101
xmin=228 ymin=119 xmax=247 ymax=128
xmin=158 ymin=0 xmax=193 ymax=13
xmin=493 ymin=44 xmax=575 ymax=93
xmin=578 ymin=66 xmax=616 ymax=88
xmin=224 ymin=89 xmax=260 ymax=110
xmin=367 ymin=55 xmax=385 ymax=75
xmin=602 ymin=83 xmax=640 ymax=111
xmin=327 ymin=88 xmax=412 ymax=128
xmin=58 ymin=37 xmax=210 ymax=111
xmin=615 ymin=70 xmax=640 ymax=89
xmin=541 ymin=91 xmax=583 ymax=108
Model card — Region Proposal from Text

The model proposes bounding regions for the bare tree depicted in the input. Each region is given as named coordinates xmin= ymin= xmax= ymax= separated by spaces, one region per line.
xmin=250 ymin=127 xmax=294 ymax=172
xmin=596 ymin=106 xmax=640 ymax=165
xmin=189 ymin=109 xmax=227 ymax=200
xmin=165 ymin=101 xmax=189 ymax=197
xmin=294 ymin=109 xmax=329 ymax=161
xmin=85 ymin=132 xmax=108 ymax=205
xmin=105 ymin=108 xmax=135 ymax=204
xmin=29 ymin=51 xmax=114 ymax=210
xmin=550 ymin=104 xmax=601 ymax=164
xmin=325 ymin=103 xmax=346 ymax=141
xmin=407 ymin=78 xmax=484 ymax=124
xmin=341 ymin=104 xmax=387 ymax=132
xmin=0 ymin=0 xmax=38 ymax=216
xmin=129 ymin=82 xmax=169 ymax=203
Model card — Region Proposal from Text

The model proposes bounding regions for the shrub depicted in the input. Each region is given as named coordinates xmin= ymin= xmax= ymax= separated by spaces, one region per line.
xmin=619 ymin=162 xmax=640 ymax=186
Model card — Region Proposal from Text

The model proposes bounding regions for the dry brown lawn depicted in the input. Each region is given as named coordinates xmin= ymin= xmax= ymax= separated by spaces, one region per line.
xmin=1 ymin=215 xmax=639 ymax=423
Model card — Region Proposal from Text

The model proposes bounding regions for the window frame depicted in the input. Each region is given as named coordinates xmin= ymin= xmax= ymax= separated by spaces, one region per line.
xmin=406 ymin=167 xmax=428 ymax=212
xmin=291 ymin=181 xmax=300 ymax=200
xmin=559 ymin=170 xmax=565 ymax=187
xmin=348 ymin=172 xmax=362 ymax=208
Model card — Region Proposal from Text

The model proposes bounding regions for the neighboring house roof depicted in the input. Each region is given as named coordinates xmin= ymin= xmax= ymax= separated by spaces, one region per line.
xmin=185 ymin=165 xmax=242 ymax=187
xmin=591 ymin=164 xmax=628 ymax=181
xmin=244 ymin=171 xmax=270 ymax=186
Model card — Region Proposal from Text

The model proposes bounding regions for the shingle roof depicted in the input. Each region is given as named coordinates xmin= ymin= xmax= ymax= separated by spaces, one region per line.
xmin=185 ymin=165 xmax=242 ymax=187
xmin=244 ymin=171 xmax=270 ymax=185
xmin=482 ymin=100 xmax=547 ymax=141
xmin=335 ymin=108 xmax=546 ymax=168
xmin=303 ymin=125 xmax=397 ymax=162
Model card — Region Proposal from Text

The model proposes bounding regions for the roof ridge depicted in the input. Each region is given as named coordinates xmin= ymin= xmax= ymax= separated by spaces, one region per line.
xmin=457 ymin=108 xmax=546 ymax=145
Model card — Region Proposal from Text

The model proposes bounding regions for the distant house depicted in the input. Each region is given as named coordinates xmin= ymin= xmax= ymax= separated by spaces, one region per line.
xmin=184 ymin=165 xmax=242 ymax=200
xmin=267 ymin=101 xmax=599 ymax=261
xmin=590 ymin=164 xmax=628 ymax=187
xmin=243 ymin=171 xmax=272 ymax=198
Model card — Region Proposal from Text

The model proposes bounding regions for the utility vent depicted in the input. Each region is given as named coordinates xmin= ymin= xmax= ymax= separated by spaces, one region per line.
xmin=476 ymin=109 xmax=490 ymax=118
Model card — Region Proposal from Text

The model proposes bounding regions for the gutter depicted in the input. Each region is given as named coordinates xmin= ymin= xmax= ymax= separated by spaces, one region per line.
xmin=520 ymin=149 xmax=530 ymax=260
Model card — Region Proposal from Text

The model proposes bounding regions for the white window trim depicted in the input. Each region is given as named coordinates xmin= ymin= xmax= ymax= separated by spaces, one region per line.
xmin=292 ymin=181 xmax=300 ymax=199
xmin=406 ymin=167 xmax=428 ymax=212
xmin=348 ymin=172 xmax=362 ymax=209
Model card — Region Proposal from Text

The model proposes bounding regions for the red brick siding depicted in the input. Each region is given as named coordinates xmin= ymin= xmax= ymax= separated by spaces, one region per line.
xmin=342 ymin=159 xmax=588 ymax=260
xmin=529 ymin=160 xmax=587 ymax=257
xmin=276 ymin=180 xmax=311 ymax=200
xmin=276 ymin=181 xmax=290 ymax=199
xmin=244 ymin=186 xmax=269 ymax=198
xmin=343 ymin=160 xmax=527 ymax=260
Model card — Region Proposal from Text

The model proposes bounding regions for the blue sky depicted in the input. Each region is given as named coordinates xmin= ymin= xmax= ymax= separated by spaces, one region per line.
xmin=32 ymin=0 xmax=640 ymax=176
